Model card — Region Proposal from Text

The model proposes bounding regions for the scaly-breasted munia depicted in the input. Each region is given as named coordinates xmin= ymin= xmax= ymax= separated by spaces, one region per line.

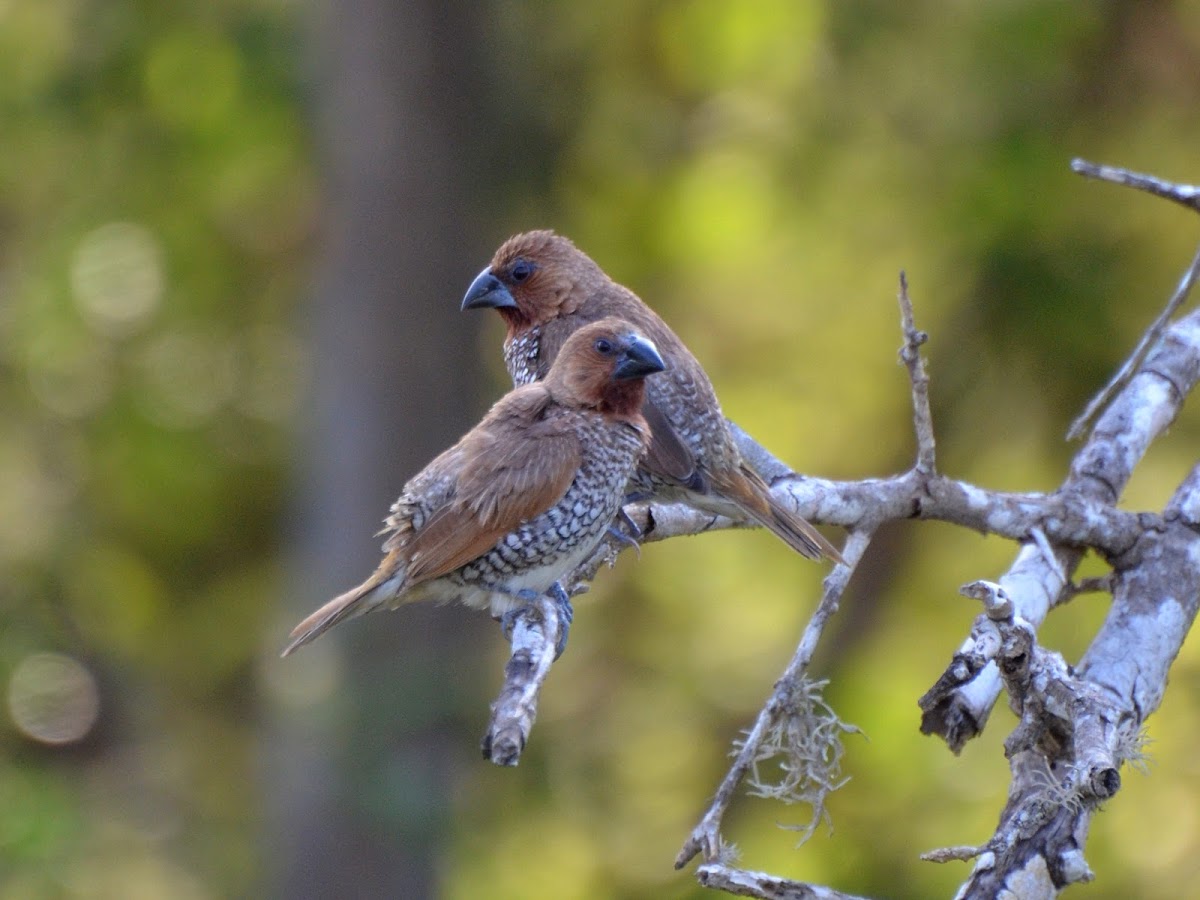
xmin=462 ymin=230 xmax=842 ymax=563
xmin=282 ymin=318 xmax=665 ymax=656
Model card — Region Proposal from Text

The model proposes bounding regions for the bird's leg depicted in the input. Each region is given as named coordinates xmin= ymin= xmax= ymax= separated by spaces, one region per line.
xmin=548 ymin=581 xmax=573 ymax=660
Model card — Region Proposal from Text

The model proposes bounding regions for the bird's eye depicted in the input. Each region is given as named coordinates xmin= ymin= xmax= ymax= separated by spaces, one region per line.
xmin=594 ymin=338 xmax=614 ymax=355
xmin=510 ymin=259 xmax=534 ymax=283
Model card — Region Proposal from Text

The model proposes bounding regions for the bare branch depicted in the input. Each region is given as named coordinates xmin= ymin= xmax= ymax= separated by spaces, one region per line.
xmin=697 ymin=864 xmax=872 ymax=900
xmin=897 ymin=271 xmax=936 ymax=474
xmin=676 ymin=529 xmax=873 ymax=870
xmin=481 ymin=595 xmax=564 ymax=766
xmin=631 ymin=457 xmax=1149 ymax=556
xmin=921 ymin=845 xmax=983 ymax=864
xmin=1070 ymin=158 xmax=1200 ymax=213
xmin=1061 ymin=573 xmax=1115 ymax=602
xmin=920 ymin=297 xmax=1200 ymax=751
xmin=1066 ymin=162 xmax=1200 ymax=440
xmin=1079 ymin=462 xmax=1200 ymax=725
xmin=939 ymin=459 xmax=1200 ymax=895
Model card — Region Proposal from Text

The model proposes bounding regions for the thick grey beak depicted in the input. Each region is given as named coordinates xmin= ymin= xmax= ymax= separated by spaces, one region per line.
xmin=613 ymin=335 xmax=665 ymax=380
xmin=461 ymin=268 xmax=517 ymax=311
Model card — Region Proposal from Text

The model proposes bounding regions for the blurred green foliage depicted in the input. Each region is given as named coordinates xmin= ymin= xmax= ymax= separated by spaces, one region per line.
xmin=0 ymin=0 xmax=311 ymax=894
xmin=5 ymin=1 xmax=1200 ymax=898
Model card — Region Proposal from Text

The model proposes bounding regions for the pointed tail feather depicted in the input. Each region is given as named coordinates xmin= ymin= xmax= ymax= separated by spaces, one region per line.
xmin=281 ymin=562 xmax=407 ymax=657
xmin=714 ymin=466 xmax=845 ymax=564
xmin=759 ymin=490 xmax=844 ymax=563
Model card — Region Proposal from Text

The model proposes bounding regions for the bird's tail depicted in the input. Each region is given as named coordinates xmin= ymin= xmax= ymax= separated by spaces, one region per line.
xmin=714 ymin=465 xmax=844 ymax=564
xmin=281 ymin=552 xmax=407 ymax=656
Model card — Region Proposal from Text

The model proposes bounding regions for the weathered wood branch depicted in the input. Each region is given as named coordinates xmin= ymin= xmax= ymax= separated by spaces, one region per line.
xmin=942 ymin=453 xmax=1200 ymax=897
xmin=918 ymin=225 xmax=1200 ymax=754
xmin=696 ymin=864 xmax=872 ymax=900
xmin=481 ymin=594 xmax=564 ymax=765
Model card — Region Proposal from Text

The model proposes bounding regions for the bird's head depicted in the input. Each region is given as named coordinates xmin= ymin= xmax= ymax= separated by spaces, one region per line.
xmin=543 ymin=317 xmax=665 ymax=417
xmin=461 ymin=230 xmax=604 ymax=333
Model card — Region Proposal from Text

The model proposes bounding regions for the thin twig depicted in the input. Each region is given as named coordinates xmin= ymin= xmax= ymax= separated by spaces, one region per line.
xmin=676 ymin=529 xmax=873 ymax=870
xmin=1062 ymin=573 xmax=1116 ymax=601
xmin=897 ymin=271 xmax=937 ymax=474
xmin=1066 ymin=241 xmax=1200 ymax=440
xmin=1070 ymin=158 xmax=1200 ymax=214
xmin=921 ymin=845 xmax=983 ymax=864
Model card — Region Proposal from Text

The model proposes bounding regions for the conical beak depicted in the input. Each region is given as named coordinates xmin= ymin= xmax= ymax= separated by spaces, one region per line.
xmin=613 ymin=335 xmax=665 ymax=380
xmin=461 ymin=267 xmax=517 ymax=311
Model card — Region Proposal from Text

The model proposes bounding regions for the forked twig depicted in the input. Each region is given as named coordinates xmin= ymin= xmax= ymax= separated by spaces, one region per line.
xmin=676 ymin=529 xmax=873 ymax=870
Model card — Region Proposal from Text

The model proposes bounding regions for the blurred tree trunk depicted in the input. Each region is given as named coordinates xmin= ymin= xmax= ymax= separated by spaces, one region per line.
xmin=268 ymin=1 xmax=494 ymax=896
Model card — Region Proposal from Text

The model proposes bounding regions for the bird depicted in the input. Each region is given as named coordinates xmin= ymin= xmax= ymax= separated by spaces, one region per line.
xmin=282 ymin=317 xmax=665 ymax=656
xmin=461 ymin=230 xmax=842 ymax=564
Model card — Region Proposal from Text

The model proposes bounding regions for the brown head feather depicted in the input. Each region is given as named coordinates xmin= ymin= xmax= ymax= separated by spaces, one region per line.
xmin=542 ymin=318 xmax=663 ymax=423
xmin=486 ymin=231 xmax=611 ymax=334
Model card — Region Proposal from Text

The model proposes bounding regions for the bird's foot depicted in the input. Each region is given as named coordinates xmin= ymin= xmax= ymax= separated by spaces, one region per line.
xmin=620 ymin=490 xmax=652 ymax=530
xmin=497 ymin=588 xmax=542 ymax=643
xmin=607 ymin=523 xmax=641 ymax=557
xmin=616 ymin=507 xmax=643 ymax=541
xmin=549 ymin=581 xmax=573 ymax=660
xmin=610 ymin=489 xmax=652 ymax=556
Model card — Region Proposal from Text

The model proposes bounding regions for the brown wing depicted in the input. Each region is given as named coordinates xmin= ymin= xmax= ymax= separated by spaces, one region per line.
xmin=402 ymin=395 xmax=583 ymax=584
xmin=640 ymin=397 xmax=702 ymax=487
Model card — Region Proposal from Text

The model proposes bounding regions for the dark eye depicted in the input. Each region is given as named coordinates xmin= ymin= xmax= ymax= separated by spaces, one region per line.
xmin=594 ymin=338 xmax=614 ymax=355
xmin=510 ymin=259 xmax=534 ymax=283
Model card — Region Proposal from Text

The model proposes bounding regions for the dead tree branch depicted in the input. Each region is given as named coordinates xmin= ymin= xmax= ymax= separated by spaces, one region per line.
xmin=696 ymin=864 xmax=872 ymax=900
xmin=481 ymin=594 xmax=565 ymax=765
xmin=898 ymin=270 xmax=936 ymax=474
xmin=1070 ymin=158 xmax=1200 ymax=213
xmin=919 ymin=281 xmax=1200 ymax=752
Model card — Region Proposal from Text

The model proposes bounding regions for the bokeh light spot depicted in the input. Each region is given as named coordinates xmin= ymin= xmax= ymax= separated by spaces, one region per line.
xmin=661 ymin=150 xmax=774 ymax=267
xmin=211 ymin=146 xmax=318 ymax=254
xmin=70 ymin=222 xmax=164 ymax=338
xmin=656 ymin=0 xmax=822 ymax=91
xmin=7 ymin=653 xmax=100 ymax=746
